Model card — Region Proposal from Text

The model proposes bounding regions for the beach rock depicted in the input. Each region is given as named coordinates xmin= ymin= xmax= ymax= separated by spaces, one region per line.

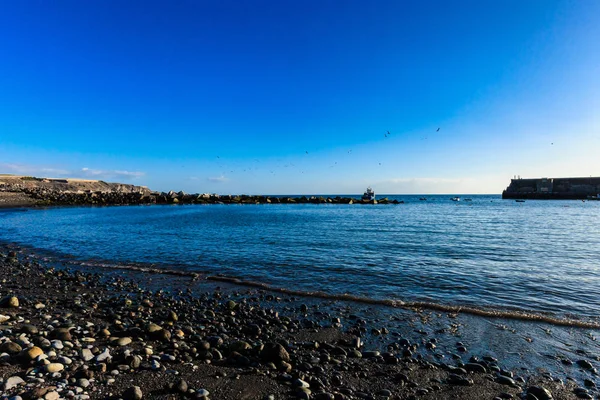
xmin=229 ymin=340 xmax=252 ymax=353
xmin=116 ymin=337 xmax=132 ymax=346
xmin=154 ymin=329 xmax=171 ymax=342
xmin=465 ymin=362 xmax=487 ymax=373
xmin=58 ymin=355 xmax=72 ymax=365
xmin=0 ymin=314 xmax=10 ymax=323
xmin=50 ymin=327 xmax=72 ymax=341
xmin=447 ymin=374 xmax=474 ymax=386
xmin=0 ymin=296 xmax=19 ymax=308
xmin=44 ymin=391 xmax=59 ymax=400
xmin=95 ymin=348 xmax=111 ymax=362
xmin=574 ymin=389 xmax=593 ymax=400
xmin=261 ymin=342 xmax=290 ymax=363
xmin=123 ymin=386 xmax=143 ymax=400
xmin=77 ymin=378 xmax=90 ymax=388
xmin=295 ymin=388 xmax=311 ymax=400
xmin=195 ymin=389 xmax=209 ymax=398
xmin=129 ymin=355 xmax=142 ymax=369
xmin=23 ymin=346 xmax=43 ymax=361
xmin=174 ymin=379 xmax=188 ymax=393
xmin=81 ymin=348 xmax=94 ymax=361
xmin=527 ymin=386 xmax=553 ymax=400
xmin=293 ymin=379 xmax=310 ymax=388
xmin=146 ymin=323 xmax=163 ymax=333
xmin=496 ymin=375 xmax=517 ymax=386
xmin=226 ymin=300 xmax=237 ymax=310
xmin=0 ymin=341 xmax=22 ymax=354
xmin=362 ymin=350 xmax=380 ymax=358
xmin=4 ymin=376 xmax=25 ymax=391
xmin=577 ymin=360 xmax=594 ymax=370
xmin=20 ymin=324 xmax=39 ymax=334
xmin=45 ymin=363 xmax=64 ymax=373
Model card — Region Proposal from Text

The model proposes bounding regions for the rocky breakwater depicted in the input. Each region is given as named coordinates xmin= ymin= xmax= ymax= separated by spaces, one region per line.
xmin=1 ymin=175 xmax=404 ymax=207
xmin=155 ymin=192 xmax=403 ymax=206
xmin=0 ymin=247 xmax=588 ymax=399
xmin=22 ymin=187 xmax=154 ymax=206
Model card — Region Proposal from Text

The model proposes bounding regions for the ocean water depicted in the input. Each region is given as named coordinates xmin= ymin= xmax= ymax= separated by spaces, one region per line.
xmin=1 ymin=195 xmax=600 ymax=322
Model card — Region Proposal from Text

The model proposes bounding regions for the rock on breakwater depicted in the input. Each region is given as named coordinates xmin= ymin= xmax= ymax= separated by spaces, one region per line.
xmin=0 ymin=246 xmax=591 ymax=399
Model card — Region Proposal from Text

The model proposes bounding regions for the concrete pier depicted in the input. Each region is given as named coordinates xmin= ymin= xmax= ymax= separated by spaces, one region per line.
xmin=502 ymin=177 xmax=600 ymax=200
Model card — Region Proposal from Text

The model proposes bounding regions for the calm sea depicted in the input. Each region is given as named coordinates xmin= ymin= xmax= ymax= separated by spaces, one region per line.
xmin=1 ymin=195 xmax=599 ymax=321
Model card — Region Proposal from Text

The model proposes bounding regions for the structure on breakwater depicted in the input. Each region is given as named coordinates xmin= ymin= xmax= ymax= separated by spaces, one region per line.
xmin=502 ymin=176 xmax=600 ymax=200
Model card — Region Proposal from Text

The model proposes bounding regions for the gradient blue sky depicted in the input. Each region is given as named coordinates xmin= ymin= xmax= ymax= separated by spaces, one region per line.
xmin=1 ymin=0 xmax=598 ymax=194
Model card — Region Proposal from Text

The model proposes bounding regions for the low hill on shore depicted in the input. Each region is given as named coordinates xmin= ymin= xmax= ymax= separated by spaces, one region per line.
xmin=0 ymin=174 xmax=152 ymax=207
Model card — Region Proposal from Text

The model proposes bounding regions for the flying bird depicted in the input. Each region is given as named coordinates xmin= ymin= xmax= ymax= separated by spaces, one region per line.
xmin=305 ymin=151 xmax=309 ymax=154
xmin=436 ymin=128 xmax=440 ymax=132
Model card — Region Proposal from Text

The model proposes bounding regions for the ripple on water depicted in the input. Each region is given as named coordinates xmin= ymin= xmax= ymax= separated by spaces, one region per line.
xmin=1 ymin=195 xmax=600 ymax=320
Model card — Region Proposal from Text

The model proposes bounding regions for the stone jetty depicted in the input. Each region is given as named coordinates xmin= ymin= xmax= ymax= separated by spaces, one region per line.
xmin=0 ymin=175 xmax=402 ymax=207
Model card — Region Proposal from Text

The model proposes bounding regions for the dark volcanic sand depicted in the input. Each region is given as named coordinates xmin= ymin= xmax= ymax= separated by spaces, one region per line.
xmin=0 ymin=246 xmax=593 ymax=399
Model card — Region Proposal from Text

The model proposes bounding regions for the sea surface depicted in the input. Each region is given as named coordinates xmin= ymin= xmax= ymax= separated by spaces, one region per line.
xmin=1 ymin=195 xmax=600 ymax=322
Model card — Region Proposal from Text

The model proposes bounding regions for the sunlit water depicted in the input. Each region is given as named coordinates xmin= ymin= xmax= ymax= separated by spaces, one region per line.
xmin=2 ymin=195 xmax=600 ymax=321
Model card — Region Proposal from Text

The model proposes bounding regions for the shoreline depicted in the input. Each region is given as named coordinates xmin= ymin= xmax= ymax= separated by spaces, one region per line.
xmin=0 ymin=244 xmax=595 ymax=399
xmin=3 ymin=241 xmax=598 ymax=330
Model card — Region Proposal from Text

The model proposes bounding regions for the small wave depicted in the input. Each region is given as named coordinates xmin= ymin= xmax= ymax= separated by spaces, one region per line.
xmin=20 ymin=250 xmax=600 ymax=329
xmin=68 ymin=260 xmax=202 ymax=278
xmin=205 ymin=276 xmax=600 ymax=329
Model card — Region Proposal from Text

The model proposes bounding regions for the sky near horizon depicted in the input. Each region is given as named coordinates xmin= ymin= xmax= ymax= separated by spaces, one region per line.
xmin=0 ymin=1 xmax=598 ymax=194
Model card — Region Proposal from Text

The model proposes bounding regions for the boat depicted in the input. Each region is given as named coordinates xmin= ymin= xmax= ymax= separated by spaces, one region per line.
xmin=515 ymin=199 xmax=525 ymax=203
xmin=450 ymin=197 xmax=460 ymax=202
xmin=587 ymin=194 xmax=600 ymax=200
xmin=362 ymin=187 xmax=375 ymax=201
xmin=419 ymin=197 xmax=427 ymax=201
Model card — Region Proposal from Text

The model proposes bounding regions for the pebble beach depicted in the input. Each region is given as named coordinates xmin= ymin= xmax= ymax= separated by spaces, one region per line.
xmin=1 ymin=245 xmax=596 ymax=400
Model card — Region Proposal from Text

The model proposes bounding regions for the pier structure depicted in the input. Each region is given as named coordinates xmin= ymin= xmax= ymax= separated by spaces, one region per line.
xmin=502 ymin=176 xmax=600 ymax=199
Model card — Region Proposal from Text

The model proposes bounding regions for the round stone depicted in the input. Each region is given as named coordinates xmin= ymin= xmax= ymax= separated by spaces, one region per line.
xmin=45 ymin=363 xmax=65 ymax=373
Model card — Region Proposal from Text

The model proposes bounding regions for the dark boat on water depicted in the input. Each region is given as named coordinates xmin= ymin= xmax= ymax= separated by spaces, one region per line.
xmin=362 ymin=187 xmax=375 ymax=201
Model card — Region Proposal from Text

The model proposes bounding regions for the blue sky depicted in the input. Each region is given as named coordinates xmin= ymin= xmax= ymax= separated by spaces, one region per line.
xmin=0 ymin=0 xmax=598 ymax=194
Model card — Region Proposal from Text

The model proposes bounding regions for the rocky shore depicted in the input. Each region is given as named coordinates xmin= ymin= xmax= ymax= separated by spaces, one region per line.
xmin=0 ymin=246 xmax=592 ymax=400
xmin=0 ymin=176 xmax=401 ymax=207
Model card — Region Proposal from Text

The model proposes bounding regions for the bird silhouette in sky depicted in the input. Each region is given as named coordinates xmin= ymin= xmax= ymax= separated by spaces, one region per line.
xmin=436 ymin=128 xmax=440 ymax=132
xmin=305 ymin=151 xmax=308 ymax=154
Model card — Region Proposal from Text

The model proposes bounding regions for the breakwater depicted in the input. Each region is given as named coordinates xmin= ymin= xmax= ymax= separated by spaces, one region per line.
xmin=502 ymin=176 xmax=600 ymax=200
xmin=0 ymin=175 xmax=401 ymax=206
